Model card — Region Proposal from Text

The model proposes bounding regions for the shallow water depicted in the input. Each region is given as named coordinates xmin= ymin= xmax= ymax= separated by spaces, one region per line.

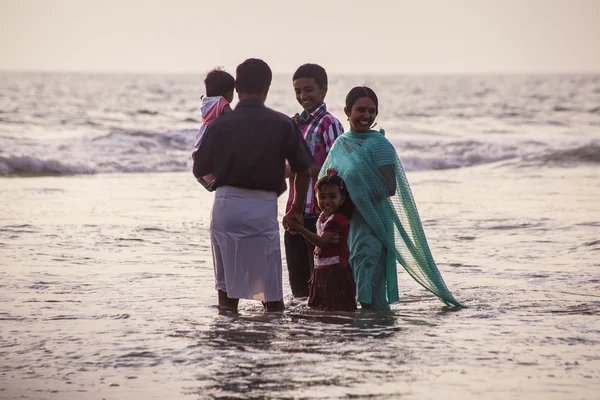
xmin=1 ymin=164 xmax=599 ymax=399
xmin=1 ymin=71 xmax=599 ymax=398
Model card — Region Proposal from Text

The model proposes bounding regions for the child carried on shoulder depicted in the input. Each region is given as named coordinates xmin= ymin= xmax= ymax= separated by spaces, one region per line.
xmin=192 ymin=67 xmax=235 ymax=191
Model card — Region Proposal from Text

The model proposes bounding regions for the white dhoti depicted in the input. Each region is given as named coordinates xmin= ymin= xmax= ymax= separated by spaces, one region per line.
xmin=210 ymin=186 xmax=283 ymax=302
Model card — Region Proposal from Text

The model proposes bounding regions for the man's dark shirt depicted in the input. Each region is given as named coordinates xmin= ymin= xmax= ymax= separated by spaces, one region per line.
xmin=193 ymin=98 xmax=314 ymax=196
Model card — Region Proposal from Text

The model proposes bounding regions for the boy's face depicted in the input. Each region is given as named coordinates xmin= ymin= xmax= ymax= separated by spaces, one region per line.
xmin=293 ymin=78 xmax=327 ymax=114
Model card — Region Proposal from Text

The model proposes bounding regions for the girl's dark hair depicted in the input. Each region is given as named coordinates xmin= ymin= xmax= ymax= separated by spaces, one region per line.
xmin=345 ymin=86 xmax=379 ymax=115
xmin=314 ymin=173 xmax=354 ymax=219
xmin=204 ymin=67 xmax=235 ymax=97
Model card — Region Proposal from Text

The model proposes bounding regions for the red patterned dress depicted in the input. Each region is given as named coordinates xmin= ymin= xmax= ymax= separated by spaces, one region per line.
xmin=308 ymin=212 xmax=357 ymax=311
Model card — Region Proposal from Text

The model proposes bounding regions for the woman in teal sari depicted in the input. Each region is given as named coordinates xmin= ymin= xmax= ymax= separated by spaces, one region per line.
xmin=320 ymin=87 xmax=463 ymax=310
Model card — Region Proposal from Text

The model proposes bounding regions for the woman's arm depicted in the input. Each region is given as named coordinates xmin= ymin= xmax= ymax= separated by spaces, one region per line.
xmin=378 ymin=164 xmax=397 ymax=197
xmin=368 ymin=164 xmax=397 ymax=202
xmin=370 ymin=138 xmax=397 ymax=200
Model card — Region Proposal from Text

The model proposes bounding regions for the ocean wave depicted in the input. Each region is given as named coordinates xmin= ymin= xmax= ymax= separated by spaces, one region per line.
xmin=0 ymin=155 xmax=96 ymax=177
xmin=589 ymin=107 xmax=600 ymax=114
xmin=91 ymin=129 xmax=191 ymax=151
xmin=550 ymin=106 xmax=597 ymax=113
xmin=134 ymin=109 xmax=159 ymax=116
xmin=525 ymin=143 xmax=600 ymax=166
xmin=2 ymin=130 xmax=597 ymax=177
xmin=0 ymin=154 xmax=190 ymax=177
xmin=0 ymin=128 xmax=194 ymax=177
xmin=396 ymin=137 xmax=600 ymax=171
xmin=394 ymin=139 xmax=538 ymax=171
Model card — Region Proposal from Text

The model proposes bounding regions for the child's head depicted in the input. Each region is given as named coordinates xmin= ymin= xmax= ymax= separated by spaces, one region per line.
xmin=344 ymin=86 xmax=379 ymax=132
xmin=315 ymin=169 xmax=354 ymax=218
xmin=292 ymin=63 xmax=328 ymax=114
xmin=204 ymin=67 xmax=235 ymax=103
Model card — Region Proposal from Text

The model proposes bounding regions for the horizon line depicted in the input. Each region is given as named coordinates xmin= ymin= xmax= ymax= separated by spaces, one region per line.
xmin=1 ymin=67 xmax=599 ymax=77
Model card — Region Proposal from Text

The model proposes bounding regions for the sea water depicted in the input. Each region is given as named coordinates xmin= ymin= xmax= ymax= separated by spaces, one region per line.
xmin=1 ymin=72 xmax=599 ymax=399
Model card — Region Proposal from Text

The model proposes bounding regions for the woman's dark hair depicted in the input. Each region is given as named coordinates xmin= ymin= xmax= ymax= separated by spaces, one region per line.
xmin=345 ymin=86 xmax=379 ymax=115
xmin=235 ymin=58 xmax=272 ymax=94
xmin=314 ymin=173 xmax=354 ymax=219
xmin=292 ymin=63 xmax=328 ymax=89
xmin=204 ymin=68 xmax=235 ymax=97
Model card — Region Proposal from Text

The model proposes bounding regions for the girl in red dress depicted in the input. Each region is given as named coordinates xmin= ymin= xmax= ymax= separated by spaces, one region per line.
xmin=287 ymin=169 xmax=357 ymax=311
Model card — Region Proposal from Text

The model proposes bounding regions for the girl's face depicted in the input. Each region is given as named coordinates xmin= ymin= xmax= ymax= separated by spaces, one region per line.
xmin=317 ymin=184 xmax=344 ymax=216
xmin=345 ymin=97 xmax=377 ymax=132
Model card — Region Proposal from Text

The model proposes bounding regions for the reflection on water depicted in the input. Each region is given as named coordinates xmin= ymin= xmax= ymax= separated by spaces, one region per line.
xmin=180 ymin=307 xmax=407 ymax=399
xmin=2 ymin=168 xmax=600 ymax=399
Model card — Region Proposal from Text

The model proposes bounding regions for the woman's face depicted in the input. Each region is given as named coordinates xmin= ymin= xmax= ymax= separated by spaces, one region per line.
xmin=346 ymin=97 xmax=377 ymax=132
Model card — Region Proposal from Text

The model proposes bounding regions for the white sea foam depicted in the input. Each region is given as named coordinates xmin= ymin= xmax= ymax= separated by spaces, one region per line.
xmin=2 ymin=138 xmax=597 ymax=177
xmin=0 ymin=155 xmax=95 ymax=176
xmin=0 ymin=72 xmax=598 ymax=177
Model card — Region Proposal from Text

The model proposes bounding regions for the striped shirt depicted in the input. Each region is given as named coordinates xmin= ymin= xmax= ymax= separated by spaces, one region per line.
xmin=286 ymin=103 xmax=344 ymax=215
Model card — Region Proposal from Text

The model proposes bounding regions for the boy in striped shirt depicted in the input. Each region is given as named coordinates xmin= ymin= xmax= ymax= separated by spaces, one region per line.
xmin=284 ymin=63 xmax=345 ymax=298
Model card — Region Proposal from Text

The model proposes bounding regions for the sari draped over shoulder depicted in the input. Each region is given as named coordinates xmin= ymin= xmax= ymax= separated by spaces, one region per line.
xmin=320 ymin=129 xmax=463 ymax=308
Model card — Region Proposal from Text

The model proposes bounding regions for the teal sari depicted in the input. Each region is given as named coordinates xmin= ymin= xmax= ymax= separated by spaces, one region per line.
xmin=320 ymin=129 xmax=463 ymax=308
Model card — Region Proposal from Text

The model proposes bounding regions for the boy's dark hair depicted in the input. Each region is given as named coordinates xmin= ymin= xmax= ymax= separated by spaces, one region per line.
xmin=345 ymin=86 xmax=379 ymax=115
xmin=235 ymin=58 xmax=272 ymax=94
xmin=314 ymin=173 xmax=354 ymax=219
xmin=292 ymin=63 xmax=328 ymax=89
xmin=204 ymin=68 xmax=235 ymax=97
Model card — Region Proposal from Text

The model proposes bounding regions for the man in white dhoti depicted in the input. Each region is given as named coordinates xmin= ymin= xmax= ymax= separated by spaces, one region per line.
xmin=193 ymin=58 xmax=313 ymax=311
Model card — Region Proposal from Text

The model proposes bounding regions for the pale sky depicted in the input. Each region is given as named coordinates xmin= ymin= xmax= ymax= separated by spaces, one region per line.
xmin=1 ymin=0 xmax=599 ymax=75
